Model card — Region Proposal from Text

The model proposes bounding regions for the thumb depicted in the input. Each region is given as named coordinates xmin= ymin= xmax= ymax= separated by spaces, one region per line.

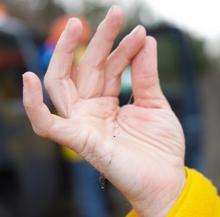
xmin=131 ymin=36 xmax=169 ymax=109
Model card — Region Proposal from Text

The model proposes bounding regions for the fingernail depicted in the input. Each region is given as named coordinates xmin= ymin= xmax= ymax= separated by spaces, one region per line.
xmin=106 ymin=5 xmax=120 ymax=18
xmin=131 ymin=25 xmax=142 ymax=34
xmin=65 ymin=18 xmax=82 ymax=36
xmin=22 ymin=72 xmax=31 ymax=89
xmin=107 ymin=5 xmax=115 ymax=16
xmin=65 ymin=18 xmax=78 ymax=29
xmin=66 ymin=18 xmax=75 ymax=29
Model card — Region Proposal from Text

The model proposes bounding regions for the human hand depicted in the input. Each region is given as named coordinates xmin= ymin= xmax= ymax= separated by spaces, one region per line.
xmin=23 ymin=6 xmax=185 ymax=217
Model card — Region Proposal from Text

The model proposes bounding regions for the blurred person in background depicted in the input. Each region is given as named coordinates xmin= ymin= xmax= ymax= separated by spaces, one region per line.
xmin=0 ymin=3 xmax=61 ymax=217
xmin=41 ymin=15 xmax=109 ymax=217
xmin=0 ymin=3 xmax=41 ymax=99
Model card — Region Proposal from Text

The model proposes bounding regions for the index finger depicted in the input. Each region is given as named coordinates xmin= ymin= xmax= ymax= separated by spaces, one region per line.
xmin=44 ymin=18 xmax=82 ymax=117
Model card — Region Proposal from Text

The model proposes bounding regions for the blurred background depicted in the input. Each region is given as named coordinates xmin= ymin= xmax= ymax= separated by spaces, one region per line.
xmin=0 ymin=0 xmax=220 ymax=216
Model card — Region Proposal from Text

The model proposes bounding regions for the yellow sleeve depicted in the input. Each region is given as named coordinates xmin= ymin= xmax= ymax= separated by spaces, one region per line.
xmin=126 ymin=168 xmax=220 ymax=217
xmin=62 ymin=147 xmax=82 ymax=162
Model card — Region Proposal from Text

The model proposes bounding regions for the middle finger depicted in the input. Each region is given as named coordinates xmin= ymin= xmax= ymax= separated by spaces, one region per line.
xmin=77 ymin=5 xmax=124 ymax=98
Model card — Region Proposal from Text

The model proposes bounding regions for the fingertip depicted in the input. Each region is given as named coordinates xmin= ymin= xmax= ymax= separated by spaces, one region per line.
xmin=23 ymin=71 xmax=34 ymax=79
xmin=145 ymin=36 xmax=157 ymax=49
xmin=133 ymin=25 xmax=146 ymax=35
xmin=131 ymin=35 xmax=159 ymax=85
xmin=106 ymin=5 xmax=124 ymax=27
xmin=57 ymin=17 xmax=82 ymax=53
xmin=111 ymin=5 xmax=124 ymax=17
xmin=66 ymin=17 xmax=83 ymax=36
xmin=23 ymin=71 xmax=37 ymax=88
xmin=144 ymin=36 xmax=158 ymax=66
xmin=139 ymin=25 xmax=147 ymax=37
xmin=130 ymin=25 xmax=146 ymax=43
xmin=108 ymin=5 xmax=123 ymax=16
xmin=147 ymin=36 xmax=157 ymax=43
xmin=68 ymin=17 xmax=83 ymax=29
xmin=134 ymin=36 xmax=158 ymax=61
xmin=22 ymin=72 xmax=29 ymax=84
xmin=22 ymin=72 xmax=42 ymax=100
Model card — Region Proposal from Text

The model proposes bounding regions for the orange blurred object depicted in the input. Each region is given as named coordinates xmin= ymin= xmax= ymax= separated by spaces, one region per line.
xmin=0 ymin=3 xmax=8 ymax=16
xmin=47 ymin=15 xmax=91 ymax=44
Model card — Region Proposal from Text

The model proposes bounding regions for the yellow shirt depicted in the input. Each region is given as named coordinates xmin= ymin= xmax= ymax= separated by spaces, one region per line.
xmin=127 ymin=168 xmax=220 ymax=217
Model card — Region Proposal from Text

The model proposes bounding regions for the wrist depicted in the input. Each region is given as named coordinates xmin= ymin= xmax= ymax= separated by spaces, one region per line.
xmin=128 ymin=167 xmax=186 ymax=217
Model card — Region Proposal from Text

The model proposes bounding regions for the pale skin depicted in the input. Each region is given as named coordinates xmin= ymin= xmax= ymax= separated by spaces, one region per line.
xmin=23 ymin=5 xmax=186 ymax=217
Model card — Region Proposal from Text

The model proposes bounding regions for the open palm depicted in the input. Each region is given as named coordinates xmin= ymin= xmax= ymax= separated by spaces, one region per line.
xmin=23 ymin=6 xmax=185 ymax=217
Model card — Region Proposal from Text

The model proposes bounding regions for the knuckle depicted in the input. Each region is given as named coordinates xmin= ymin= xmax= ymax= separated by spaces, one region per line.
xmin=24 ymin=104 xmax=33 ymax=113
xmin=117 ymin=41 xmax=131 ymax=61
xmin=33 ymin=125 xmax=48 ymax=138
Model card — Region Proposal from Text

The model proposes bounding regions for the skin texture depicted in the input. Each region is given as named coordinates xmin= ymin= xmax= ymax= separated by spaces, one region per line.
xmin=23 ymin=5 xmax=186 ymax=217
